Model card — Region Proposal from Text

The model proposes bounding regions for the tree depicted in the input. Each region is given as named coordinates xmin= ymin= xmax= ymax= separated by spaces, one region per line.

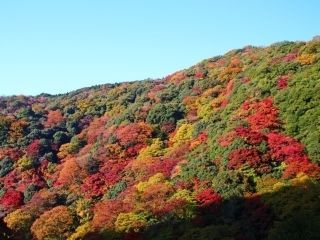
xmin=0 ymin=156 xmax=13 ymax=177
xmin=0 ymin=189 xmax=23 ymax=209
xmin=219 ymin=57 xmax=243 ymax=80
xmin=81 ymin=173 xmax=106 ymax=198
xmin=244 ymin=196 xmax=273 ymax=239
xmin=8 ymin=119 xmax=28 ymax=144
xmin=137 ymin=138 xmax=166 ymax=160
xmin=4 ymin=209 xmax=34 ymax=238
xmin=267 ymin=132 xmax=305 ymax=162
xmin=0 ymin=115 xmax=12 ymax=144
xmin=228 ymin=147 xmax=261 ymax=170
xmin=92 ymin=200 xmax=132 ymax=230
xmin=44 ymin=110 xmax=64 ymax=128
xmin=180 ymin=146 xmax=217 ymax=181
xmin=196 ymin=189 xmax=222 ymax=212
xmin=148 ymin=158 xmax=179 ymax=178
xmin=146 ymin=103 xmax=184 ymax=125
xmin=116 ymin=122 xmax=152 ymax=147
xmin=297 ymin=53 xmax=316 ymax=65
xmin=86 ymin=115 xmax=109 ymax=144
xmin=26 ymin=139 xmax=42 ymax=159
xmin=166 ymin=71 xmax=187 ymax=83
xmin=282 ymin=52 xmax=298 ymax=62
xmin=67 ymin=222 xmax=91 ymax=240
xmin=17 ymin=155 xmax=34 ymax=171
xmin=31 ymin=206 xmax=74 ymax=240
xmin=170 ymin=123 xmax=194 ymax=147
xmin=23 ymin=184 xmax=38 ymax=203
xmin=267 ymin=132 xmax=320 ymax=178
xmin=244 ymin=98 xmax=279 ymax=131
xmin=53 ymin=131 xmax=70 ymax=145
xmin=277 ymin=75 xmax=289 ymax=89
xmin=212 ymin=170 xmax=247 ymax=198
xmin=115 ymin=212 xmax=147 ymax=233
xmin=235 ymin=126 xmax=265 ymax=145
xmin=69 ymin=136 xmax=86 ymax=154
xmin=105 ymin=181 xmax=127 ymax=200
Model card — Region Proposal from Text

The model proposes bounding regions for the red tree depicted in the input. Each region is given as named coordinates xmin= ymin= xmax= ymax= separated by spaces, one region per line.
xmin=44 ymin=110 xmax=64 ymax=128
xmin=0 ymin=147 xmax=23 ymax=161
xmin=148 ymin=158 xmax=179 ymax=178
xmin=81 ymin=173 xmax=106 ymax=198
xmin=267 ymin=132 xmax=305 ymax=162
xmin=92 ymin=200 xmax=133 ymax=230
xmin=196 ymin=189 xmax=222 ymax=211
xmin=283 ymin=160 xmax=320 ymax=179
xmin=152 ymin=198 xmax=188 ymax=217
xmin=228 ymin=147 xmax=261 ymax=169
xmin=2 ymin=170 xmax=20 ymax=189
xmin=217 ymin=131 xmax=236 ymax=147
xmin=235 ymin=126 xmax=265 ymax=145
xmin=26 ymin=139 xmax=42 ymax=158
xmin=282 ymin=52 xmax=298 ymax=62
xmin=101 ymin=161 xmax=128 ymax=186
xmin=267 ymin=132 xmax=320 ymax=178
xmin=0 ymin=189 xmax=23 ymax=208
xmin=194 ymin=70 xmax=206 ymax=79
xmin=244 ymin=98 xmax=279 ymax=131
xmin=277 ymin=75 xmax=289 ymax=89
xmin=86 ymin=115 xmax=110 ymax=144
xmin=198 ymin=132 xmax=208 ymax=142
xmin=116 ymin=122 xmax=152 ymax=147
xmin=125 ymin=143 xmax=145 ymax=157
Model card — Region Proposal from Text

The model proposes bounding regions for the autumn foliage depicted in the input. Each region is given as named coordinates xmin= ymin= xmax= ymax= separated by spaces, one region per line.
xmin=196 ymin=189 xmax=222 ymax=211
xmin=44 ymin=110 xmax=64 ymax=128
xmin=0 ymin=189 xmax=23 ymax=208
xmin=1 ymin=38 xmax=320 ymax=240
xmin=228 ymin=147 xmax=261 ymax=170
xmin=30 ymin=206 xmax=74 ymax=240
xmin=243 ymin=98 xmax=279 ymax=131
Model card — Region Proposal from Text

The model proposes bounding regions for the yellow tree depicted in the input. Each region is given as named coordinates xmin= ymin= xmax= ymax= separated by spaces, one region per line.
xmin=115 ymin=212 xmax=147 ymax=233
xmin=170 ymin=123 xmax=194 ymax=147
xmin=4 ymin=209 xmax=34 ymax=236
xmin=297 ymin=53 xmax=316 ymax=65
xmin=137 ymin=138 xmax=166 ymax=160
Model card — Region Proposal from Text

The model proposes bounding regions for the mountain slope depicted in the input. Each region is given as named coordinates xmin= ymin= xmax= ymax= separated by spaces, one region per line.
xmin=1 ymin=38 xmax=320 ymax=240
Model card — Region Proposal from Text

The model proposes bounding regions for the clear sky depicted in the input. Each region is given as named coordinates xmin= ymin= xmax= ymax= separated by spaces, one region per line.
xmin=1 ymin=0 xmax=319 ymax=96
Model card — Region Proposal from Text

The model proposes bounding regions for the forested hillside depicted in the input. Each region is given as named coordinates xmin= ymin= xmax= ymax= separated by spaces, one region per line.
xmin=1 ymin=38 xmax=320 ymax=240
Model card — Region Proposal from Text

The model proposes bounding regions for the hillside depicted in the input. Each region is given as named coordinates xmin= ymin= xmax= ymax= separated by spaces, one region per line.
xmin=1 ymin=38 xmax=320 ymax=240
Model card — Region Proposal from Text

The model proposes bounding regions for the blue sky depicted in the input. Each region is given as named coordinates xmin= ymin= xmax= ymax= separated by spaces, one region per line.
xmin=0 ymin=0 xmax=319 ymax=96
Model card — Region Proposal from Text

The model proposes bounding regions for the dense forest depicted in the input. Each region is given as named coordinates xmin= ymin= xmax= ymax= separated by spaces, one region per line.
xmin=1 ymin=38 xmax=320 ymax=240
